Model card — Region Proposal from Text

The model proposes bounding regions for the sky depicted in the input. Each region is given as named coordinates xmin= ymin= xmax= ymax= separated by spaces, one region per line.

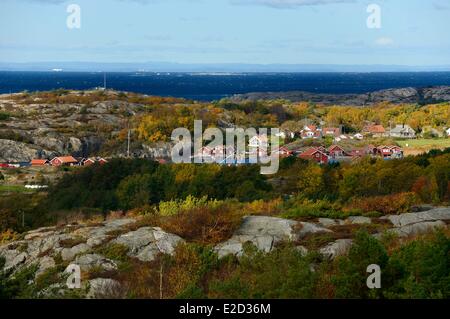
xmin=1 ymin=0 xmax=450 ymax=66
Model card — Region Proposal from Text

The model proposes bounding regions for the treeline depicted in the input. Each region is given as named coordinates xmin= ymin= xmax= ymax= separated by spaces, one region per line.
xmin=46 ymin=159 xmax=272 ymax=213
xmin=278 ymin=148 xmax=450 ymax=218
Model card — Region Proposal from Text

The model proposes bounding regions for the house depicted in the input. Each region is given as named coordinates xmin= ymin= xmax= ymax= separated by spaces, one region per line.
xmin=363 ymin=124 xmax=386 ymax=137
xmin=328 ymin=145 xmax=347 ymax=158
xmin=82 ymin=158 xmax=96 ymax=166
xmin=273 ymin=146 xmax=293 ymax=157
xmin=377 ymin=145 xmax=393 ymax=158
xmin=50 ymin=156 xmax=79 ymax=167
xmin=389 ymin=146 xmax=404 ymax=158
xmin=353 ymin=133 xmax=364 ymax=140
xmin=300 ymin=125 xmax=322 ymax=139
xmin=298 ymin=147 xmax=329 ymax=164
xmin=81 ymin=157 xmax=109 ymax=166
xmin=365 ymin=144 xmax=377 ymax=155
xmin=30 ymin=159 xmax=49 ymax=166
xmin=249 ymin=135 xmax=269 ymax=148
xmin=390 ymin=124 xmax=416 ymax=139
xmin=275 ymin=130 xmax=295 ymax=139
xmin=349 ymin=148 xmax=366 ymax=158
xmin=97 ymin=158 xmax=108 ymax=165
xmin=322 ymin=127 xmax=341 ymax=137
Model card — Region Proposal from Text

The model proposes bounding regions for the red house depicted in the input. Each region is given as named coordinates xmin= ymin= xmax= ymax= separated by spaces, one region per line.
xmin=50 ymin=156 xmax=79 ymax=167
xmin=328 ymin=145 xmax=347 ymax=158
xmin=298 ymin=147 xmax=329 ymax=164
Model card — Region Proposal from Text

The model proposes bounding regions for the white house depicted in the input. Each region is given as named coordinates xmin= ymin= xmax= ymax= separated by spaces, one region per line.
xmin=446 ymin=128 xmax=450 ymax=137
xmin=390 ymin=124 xmax=416 ymax=139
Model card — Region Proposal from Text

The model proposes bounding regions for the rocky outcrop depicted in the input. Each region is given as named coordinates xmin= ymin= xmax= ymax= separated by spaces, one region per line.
xmin=214 ymin=216 xmax=331 ymax=258
xmin=0 ymin=139 xmax=54 ymax=162
xmin=1 ymin=208 xmax=449 ymax=298
xmin=113 ymin=227 xmax=184 ymax=262
xmin=231 ymin=86 xmax=450 ymax=105
xmin=381 ymin=207 xmax=450 ymax=227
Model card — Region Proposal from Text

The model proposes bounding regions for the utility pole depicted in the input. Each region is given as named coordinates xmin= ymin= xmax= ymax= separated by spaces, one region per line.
xmin=127 ymin=129 xmax=131 ymax=158
xmin=104 ymin=73 xmax=107 ymax=90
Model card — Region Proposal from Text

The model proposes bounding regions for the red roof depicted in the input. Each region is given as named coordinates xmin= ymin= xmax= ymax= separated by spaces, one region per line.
xmin=364 ymin=125 xmax=386 ymax=134
xmin=299 ymin=147 xmax=328 ymax=158
xmin=31 ymin=159 xmax=48 ymax=165
xmin=52 ymin=156 xmax=78 ymax=164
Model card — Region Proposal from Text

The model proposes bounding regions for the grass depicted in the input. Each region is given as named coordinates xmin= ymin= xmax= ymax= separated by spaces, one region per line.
xmin=397 ymin=139 xmax=450 ymax=154
xmin=0 ymin=184 xmax=29 ymax=193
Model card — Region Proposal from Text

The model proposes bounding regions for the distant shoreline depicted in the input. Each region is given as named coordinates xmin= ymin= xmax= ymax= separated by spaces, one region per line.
xmin=1 ymin=71 xmax=449 ymax=102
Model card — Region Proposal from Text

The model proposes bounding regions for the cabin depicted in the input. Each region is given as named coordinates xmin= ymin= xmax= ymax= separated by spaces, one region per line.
xmin=298 ymin=147 xmax=329 ymax=164
xmin=363 ymin=125 xmax=386 ymax=137
xmin=30 ymin=159 xmax=50 ymax=166
xmin=389 ymin=124 xmax=416 ymax=139
xmin=82 ymin=158 xmax=96 ymax=166
xmin=50 ymin=156 xmax=79 ymax=167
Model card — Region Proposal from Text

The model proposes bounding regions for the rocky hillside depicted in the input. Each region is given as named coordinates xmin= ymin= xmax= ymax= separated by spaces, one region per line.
xmin=1 ymin=206 xmax=449 ymax=298
xmin=0 ymin=91 xmax=172 ymax=162
xmin=231 ymin=86 xmax=450 ymax=105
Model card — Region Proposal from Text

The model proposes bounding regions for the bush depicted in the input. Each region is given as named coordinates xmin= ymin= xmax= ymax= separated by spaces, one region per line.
xmin=347 ymin=192 xmax=418 ymax=215
xmin=157 ymin=196 xmax=222 ymax=217
xmin=155 ymin=203 xmax=242 ymax=245
xmin=209 ymin=245 xmax=317 ymax=299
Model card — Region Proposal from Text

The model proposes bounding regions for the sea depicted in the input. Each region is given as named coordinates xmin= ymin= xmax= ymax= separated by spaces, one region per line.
xmin=1 ymin=71 xmax=450 ymax=101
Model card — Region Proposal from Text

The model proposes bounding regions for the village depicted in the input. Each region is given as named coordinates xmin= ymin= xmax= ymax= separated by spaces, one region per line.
xmin=0 ymin=121 xmax=448 ymax=170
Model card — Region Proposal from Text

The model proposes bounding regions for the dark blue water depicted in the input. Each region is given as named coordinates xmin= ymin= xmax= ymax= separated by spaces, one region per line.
xmin=1 ymin=71 xmax=450 ymax=101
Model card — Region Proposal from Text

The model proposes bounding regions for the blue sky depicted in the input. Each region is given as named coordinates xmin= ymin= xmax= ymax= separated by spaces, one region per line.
xmin=1 ymin=0 xmax=449 ymax=65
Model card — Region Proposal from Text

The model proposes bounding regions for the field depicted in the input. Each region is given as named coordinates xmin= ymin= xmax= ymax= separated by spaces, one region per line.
xmin=0 ymin=184 xmax=28 ymax=194
xmin=397 ymin=138 xmax=450 ymax=156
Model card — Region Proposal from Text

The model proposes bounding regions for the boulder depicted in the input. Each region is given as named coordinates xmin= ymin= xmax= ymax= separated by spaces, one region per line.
xmin=113 ymin=227 xmax=184 ymax=262
xmin=61 ymin=244 xmax=90 ymax=262
xmin=214 ymin=216 xmax=331 ymax=258
xmin=319 ymin=239 xmax=353 ymax=260
xmin=382 ymin=207 xmax=450 ymax=227
xmin=390 ymin=221 xmax=446 ymax=238
xmin=74 ymin=254 xmax=117 ymax=272
xmin=346 ymin=216 xmax=371 ymax=225
xmin=35 ymin=256 xmax=56 ymax=278
xmin=87 ymin=278 xmax=122 ymax=299
xmin=0 ymin=249 xmax=27 ymax=270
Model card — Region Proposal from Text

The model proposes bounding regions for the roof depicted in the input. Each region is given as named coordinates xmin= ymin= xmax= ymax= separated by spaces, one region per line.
xmin=52 ymin=156 xmax=78 ymax=163
xmin=31 ymin=159 xmax=48 ymax=165
xmin=364 ymin=125 xmax=386 ymax=134
xmin=299 ymin=147 xmax=327 ymax=157
xmin=390 ymin=124 xmax=416 ymax=134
